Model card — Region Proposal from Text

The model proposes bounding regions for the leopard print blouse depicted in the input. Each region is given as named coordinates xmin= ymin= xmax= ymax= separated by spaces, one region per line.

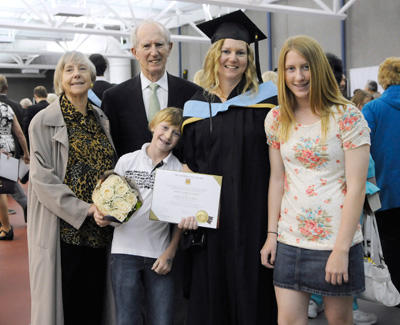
xmin=59 ymin=95 xmax=114 ymax=248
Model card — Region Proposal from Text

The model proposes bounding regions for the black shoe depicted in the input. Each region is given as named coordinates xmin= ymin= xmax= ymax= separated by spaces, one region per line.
xmin=0 ymin=226 xmax=14 ymax=240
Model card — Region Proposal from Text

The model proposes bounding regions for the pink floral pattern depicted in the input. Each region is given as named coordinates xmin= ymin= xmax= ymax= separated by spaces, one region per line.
xmin=265 ymin=108 xmax=281 ymax=149
xmin=305 ymin=185 xmax=317 ymax=197
xmin=296 ymin=207 xmax=333 ymax=241
xmin=293 ymin=136 xmax=329 ymax=169
xmin=264 ymin=105 xmax=370 ymax=249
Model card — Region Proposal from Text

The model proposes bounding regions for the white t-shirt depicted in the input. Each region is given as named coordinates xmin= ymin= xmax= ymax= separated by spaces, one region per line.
xmin=111 ymin=143 xmax=182 ymax=258
xmin=264 ymin=105 xmax=370 ymax=250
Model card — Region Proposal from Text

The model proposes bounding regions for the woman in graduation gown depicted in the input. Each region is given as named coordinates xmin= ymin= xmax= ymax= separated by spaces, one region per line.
xmin=180 ymin=10 xmax=278 ymax=325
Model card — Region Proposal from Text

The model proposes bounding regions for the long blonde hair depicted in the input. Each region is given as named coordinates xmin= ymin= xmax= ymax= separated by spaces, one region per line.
xmin=277 ymin=35 xmax=351 ymax=142
xmin=199 ymin=39 xmax=258 ymax=95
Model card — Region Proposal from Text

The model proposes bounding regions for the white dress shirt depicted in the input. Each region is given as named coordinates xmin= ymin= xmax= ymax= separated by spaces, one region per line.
xmin=141 ymin=72 xmax=169 ymax=118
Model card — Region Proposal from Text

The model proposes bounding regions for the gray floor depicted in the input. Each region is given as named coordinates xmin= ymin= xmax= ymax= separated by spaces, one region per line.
xmin=309 ymin=299 xmax=400 ymax=324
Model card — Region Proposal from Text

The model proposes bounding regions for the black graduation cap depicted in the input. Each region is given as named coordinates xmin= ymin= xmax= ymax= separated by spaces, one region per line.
xmin=197 ymin=10 xmax=267 ymax=83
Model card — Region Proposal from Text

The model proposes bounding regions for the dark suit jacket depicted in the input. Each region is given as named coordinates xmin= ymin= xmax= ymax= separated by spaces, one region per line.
xmin=92 ymin=80 xmax=114 ymax=100
xmin=0 ymin=94 xmax=25 ymax=158
xmin=23 ymin=100 xmax=49 ymax=149
xmin=102 ymin=73 xmax=201 ymax=157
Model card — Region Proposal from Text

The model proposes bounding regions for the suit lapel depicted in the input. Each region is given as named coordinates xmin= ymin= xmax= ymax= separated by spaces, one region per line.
xmin=167 ymin=73 xmax=174 ymax=107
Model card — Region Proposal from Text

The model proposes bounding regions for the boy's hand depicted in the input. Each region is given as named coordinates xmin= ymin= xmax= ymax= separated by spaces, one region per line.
xmin=178 ymin=216 xmax=198 ymax=230
xmin=151 ymin=251 xmax=174 ymax=275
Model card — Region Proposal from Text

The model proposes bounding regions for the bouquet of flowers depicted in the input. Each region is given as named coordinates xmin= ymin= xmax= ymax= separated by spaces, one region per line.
xmin=92 ymin=171 xmax=142 ymax=223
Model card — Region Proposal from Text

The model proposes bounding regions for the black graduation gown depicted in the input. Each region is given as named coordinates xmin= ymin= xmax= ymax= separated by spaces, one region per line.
xmin=182 ymin=81 xmax=278 ymax=325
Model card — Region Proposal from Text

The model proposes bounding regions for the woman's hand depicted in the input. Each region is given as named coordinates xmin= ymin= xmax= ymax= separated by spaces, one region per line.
xmin=89 ymin=204 xmax=111 ymax=227
xmin=0 ymin=149 xmax=11 ymax=158
xmin=260 ymin=234 xmax=278 ymax=269
xmin=152 ymin=250 xmax=174 ymax=275
xmin=22 ymin=152 xmax=30 ymax=164
xmin=178 ymin=216 xmax=198 ymax=230
xmin=325 ymin=249 xmax=349 ymax=285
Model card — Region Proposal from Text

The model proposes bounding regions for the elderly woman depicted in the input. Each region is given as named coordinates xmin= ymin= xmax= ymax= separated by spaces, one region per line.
xmin=362 ymin=57 xmax=400 ymax=294
xmin=0 ymin=101 xmax=29 ymax=240
xmin=27 ymin=51 xmax=116 ymax=325
xmin=179 ymin=11 xmax=278 ymax=325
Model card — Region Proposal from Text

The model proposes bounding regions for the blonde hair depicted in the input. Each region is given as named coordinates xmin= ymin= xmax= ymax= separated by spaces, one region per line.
xmin=277 ymin=35 xmax=351 ymax=142
xmin=149 ymin=107 xmax=183 ymax=132
xmin=193 ymin=69 xmax=204 ymax=86
xmin=199 ymin=39 xmax=258 ymax=95
xmin=53 ymin=51 xmax=96 ymax=96
xmin=378 ymin=57 xmax=400 ymax=90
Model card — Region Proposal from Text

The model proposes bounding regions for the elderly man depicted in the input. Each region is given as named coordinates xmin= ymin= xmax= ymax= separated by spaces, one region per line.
xmin=102 ymin=20 xmax=200 ymax=158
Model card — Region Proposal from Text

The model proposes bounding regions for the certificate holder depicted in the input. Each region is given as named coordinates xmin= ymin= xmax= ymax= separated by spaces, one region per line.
xmin=150 ymin=170 xmax=222 ymax=229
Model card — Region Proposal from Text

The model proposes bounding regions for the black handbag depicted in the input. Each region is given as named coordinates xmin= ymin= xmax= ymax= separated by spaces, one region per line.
xmin=0 ymin=177 xmax=16 ymax=194
xmin=180 ymin=229 xmax=207 ymax=250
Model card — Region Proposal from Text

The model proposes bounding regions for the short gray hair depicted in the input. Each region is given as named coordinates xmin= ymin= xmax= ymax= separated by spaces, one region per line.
xmin=20 ymin=98 xmax=33 ymax=108
xmin=53 ymin=51 xmax=96 ymax=96
xmin=130 ymin=20 xmax=171 ymax=48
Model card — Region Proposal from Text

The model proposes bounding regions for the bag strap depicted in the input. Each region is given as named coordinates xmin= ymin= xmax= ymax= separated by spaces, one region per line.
xmin=362 ymin=202 xmax=384 ymax=264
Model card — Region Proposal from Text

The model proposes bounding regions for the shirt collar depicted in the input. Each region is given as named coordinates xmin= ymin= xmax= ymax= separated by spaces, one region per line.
xmin=140 ymin=142 xmax=174 ymax=166
xmin=60 ymin=94 xmax=95 ymax=120
xmin=140 ymin=72 xmax=168 ymax=92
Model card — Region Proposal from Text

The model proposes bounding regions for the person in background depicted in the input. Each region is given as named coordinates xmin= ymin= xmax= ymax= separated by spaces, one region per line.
xmin=95 ymin=107 xmax=184 ymax=325
xmin=352 ymin=89 xmax=374 ymax=110
xmin=88 ymin=53 xmax=114 ymax=106
xmin=262 ymin=35 xmax=370 ymax=325
xmin=364 ymin=80 xmax=381 ymax=99
xmin=326 ymin=52 xmax=348 ymax=98
xmin=362 ymin=56 xmax=400 ymax=296
xmin=0 ymin=75 xmax=29 ymax=221
xmin=0 ymin=100 xmax=29 ymax=240
xmin=180 ymin=10 xmax=278 ymax=325
xmin=27 ymin=51 xmax=116 ymax=325
xmin=262 ymin=70 xmax=278 ymax=85
xmin=23 ymin=85 xmax=49 ymax=149
xmin=20 ymin=98 xmax=33 ymax=109
xmin=46 ymin=93 xmax=58 ymax=104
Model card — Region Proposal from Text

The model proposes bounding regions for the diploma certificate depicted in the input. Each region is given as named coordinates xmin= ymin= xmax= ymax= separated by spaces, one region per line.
xmin=150 ymin=170 xmax=222 ymax=228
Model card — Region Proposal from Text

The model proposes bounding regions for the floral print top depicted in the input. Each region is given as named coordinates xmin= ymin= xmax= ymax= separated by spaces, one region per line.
xmin=264 ymin=105 xmax=370 ymax=250
xmin=0 ymin=102 xmax=15 ymax=153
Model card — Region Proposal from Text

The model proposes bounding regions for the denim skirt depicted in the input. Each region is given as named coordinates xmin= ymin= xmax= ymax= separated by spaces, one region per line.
xmin=273 ymin=242 xmax=365 ymax=296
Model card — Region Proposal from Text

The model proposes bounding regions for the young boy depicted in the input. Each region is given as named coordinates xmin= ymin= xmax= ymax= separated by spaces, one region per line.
xmin=96 ymin=107 xmax=183 ymax=325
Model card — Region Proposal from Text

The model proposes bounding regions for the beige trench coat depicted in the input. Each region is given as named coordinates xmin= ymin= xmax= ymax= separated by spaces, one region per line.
xmin=27 ymin=100 xmax=115 ymax=325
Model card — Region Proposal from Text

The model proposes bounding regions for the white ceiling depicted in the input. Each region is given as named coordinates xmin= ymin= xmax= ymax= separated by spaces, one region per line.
xmin=0 ymin=0 xmax=358 ymax=75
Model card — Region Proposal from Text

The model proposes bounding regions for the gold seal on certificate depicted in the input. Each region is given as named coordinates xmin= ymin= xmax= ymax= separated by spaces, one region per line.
xmin=196 ymin=210 xmax=208 ymax=223
xmin=150 ymin=170 xmax=222 ymax=228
